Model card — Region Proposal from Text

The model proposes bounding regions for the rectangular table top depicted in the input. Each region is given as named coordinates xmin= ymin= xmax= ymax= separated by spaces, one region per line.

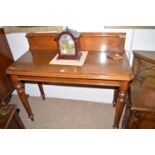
xmin=7 ymin=50 xmax=133 ymax=81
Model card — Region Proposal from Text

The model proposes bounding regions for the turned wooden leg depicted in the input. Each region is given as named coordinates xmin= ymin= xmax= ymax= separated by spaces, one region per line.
xmin=11 ymin=75 xmax=34 ymax=121
xmin=38 ymin=83 xmax=45 ymax=100
xmin=113 ymin=88 xmax=119 ymax=107
xmin=22 ymin=82 xmax=29 ymax=98
xmin=113 ymin=81 xmax=129 ymax=128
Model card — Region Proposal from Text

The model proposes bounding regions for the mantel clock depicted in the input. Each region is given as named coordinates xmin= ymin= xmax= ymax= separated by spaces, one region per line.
xmin=55 ymin=28 xmax=81 ymax=60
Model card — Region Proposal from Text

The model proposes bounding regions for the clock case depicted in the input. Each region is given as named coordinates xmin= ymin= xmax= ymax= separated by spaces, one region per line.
xmin=55 ymin=29 xmax=81 ymax=60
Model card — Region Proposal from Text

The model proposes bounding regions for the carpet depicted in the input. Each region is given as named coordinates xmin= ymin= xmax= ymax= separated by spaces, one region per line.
xmin=10 ymin=95 xmax=115 ymax=129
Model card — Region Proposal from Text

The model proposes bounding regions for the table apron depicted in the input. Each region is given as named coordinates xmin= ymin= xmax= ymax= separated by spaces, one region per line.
xmin=17 ymin=75 xmax=122 ymax=87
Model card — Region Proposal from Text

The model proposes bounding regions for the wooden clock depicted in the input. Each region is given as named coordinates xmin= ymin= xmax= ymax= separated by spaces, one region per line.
xmin=55 ymin=28 xmax=81 ymax=60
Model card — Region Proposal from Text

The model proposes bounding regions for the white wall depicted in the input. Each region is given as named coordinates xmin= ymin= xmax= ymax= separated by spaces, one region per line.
xmin=6 ymin=28 xmax=155 ymax=103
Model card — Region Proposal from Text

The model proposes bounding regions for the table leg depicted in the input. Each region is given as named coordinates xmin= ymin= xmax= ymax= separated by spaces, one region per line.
xmin=38 ymin=83 xmax=45 ymax=100
xmin=113 ymin=88 xmax=119 ymax=107
xmin=11 ymin=75 xmax=34 ymax=121
xmin=113 ymin=81 xmax=129 ymax=128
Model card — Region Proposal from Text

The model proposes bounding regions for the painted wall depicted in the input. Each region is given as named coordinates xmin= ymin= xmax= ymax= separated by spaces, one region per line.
xmin=6 ymin=28 xmax=155 ymax=103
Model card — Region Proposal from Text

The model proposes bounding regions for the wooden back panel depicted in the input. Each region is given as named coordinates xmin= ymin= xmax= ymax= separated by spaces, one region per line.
xmin=26 ymin=32 xmax=126 ymax=52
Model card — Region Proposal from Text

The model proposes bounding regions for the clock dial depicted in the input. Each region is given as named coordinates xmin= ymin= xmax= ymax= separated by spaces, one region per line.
xmin=59 ymin=34 xmax=75 ymax=55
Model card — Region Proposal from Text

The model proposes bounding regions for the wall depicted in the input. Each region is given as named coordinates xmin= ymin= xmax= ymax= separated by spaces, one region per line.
xmin=6 ymin=28 xmax=155 ymax=103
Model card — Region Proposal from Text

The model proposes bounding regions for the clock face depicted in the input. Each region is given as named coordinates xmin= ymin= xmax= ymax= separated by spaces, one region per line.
xmin=59 ymin=34 xmax=75 ymax=55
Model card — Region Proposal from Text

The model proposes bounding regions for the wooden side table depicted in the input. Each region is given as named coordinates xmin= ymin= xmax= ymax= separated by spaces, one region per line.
xmin=0 ymin=104 xmax=25 ymax=129
xmin=123 ymin=50 xmax=155 ymax=128
xmin=7 ymin=32 xmax=134 ymax=128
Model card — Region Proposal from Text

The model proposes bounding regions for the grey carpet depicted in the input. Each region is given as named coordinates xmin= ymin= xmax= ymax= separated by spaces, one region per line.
xmin=10 ymin=95 xmax=115 ymax=129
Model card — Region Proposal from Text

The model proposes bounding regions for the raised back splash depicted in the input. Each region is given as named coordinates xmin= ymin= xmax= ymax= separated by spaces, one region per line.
xmin=26 ymin=32 xmax=126 ymax=52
